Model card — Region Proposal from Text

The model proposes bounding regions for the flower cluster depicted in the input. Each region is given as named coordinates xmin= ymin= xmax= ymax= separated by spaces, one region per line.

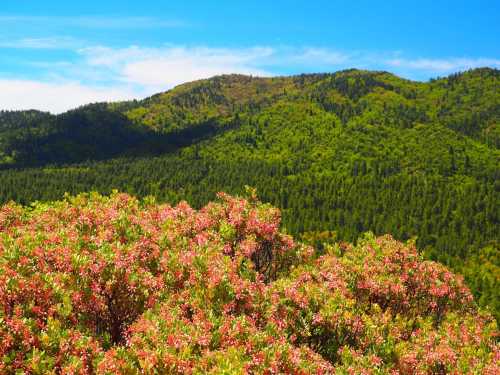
xmin=0 ymin=192 xmax=497 ymax=374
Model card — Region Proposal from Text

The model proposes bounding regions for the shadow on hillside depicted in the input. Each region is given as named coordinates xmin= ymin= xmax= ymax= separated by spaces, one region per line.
xmin=0 ymin=104 xmax=225 ymax=170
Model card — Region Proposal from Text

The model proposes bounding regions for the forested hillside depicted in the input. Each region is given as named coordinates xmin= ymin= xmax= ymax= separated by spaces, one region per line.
xmin=0 ymin=68 xmax=498 ymax=319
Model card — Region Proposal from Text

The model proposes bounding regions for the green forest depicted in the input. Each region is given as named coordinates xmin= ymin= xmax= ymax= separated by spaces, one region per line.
xmin=0 ymin=68 xmax=498 ymax=320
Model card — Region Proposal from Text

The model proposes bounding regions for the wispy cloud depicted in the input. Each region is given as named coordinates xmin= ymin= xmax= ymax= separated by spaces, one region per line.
xmin=80 ymin=46 xmax=275 ymax=91
xmin=0 ymin=45 xmax=358 ymax=112
xmin=77 ymin=45 xmax=360 ymax=92
xmin=0 ymin=42 xmax=498 ymax=113
xmin=283 ymin=48 xmax=351 ymax=65
xmin=386 ymin=57 xmax=500 ymax=73
xmin=0 ymin=15 xmax=186 ymax=29
xmin=0 ymin=37 xmax=83 ymax=50
xmin=0 ymin=79 xmax=137 ymax=113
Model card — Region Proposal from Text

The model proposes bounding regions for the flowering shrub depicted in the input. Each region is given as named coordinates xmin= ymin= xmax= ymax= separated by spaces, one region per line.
xmin=0 ymin=192 xmax=497 ymax=374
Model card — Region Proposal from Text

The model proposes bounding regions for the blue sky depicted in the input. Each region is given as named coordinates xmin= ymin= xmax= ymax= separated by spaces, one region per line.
xmin=1 ymin=0 xmax=499 ymax=113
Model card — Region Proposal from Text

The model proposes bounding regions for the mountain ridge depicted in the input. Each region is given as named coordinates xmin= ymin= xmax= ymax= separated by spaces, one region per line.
xmin=0 ymin=67 xmax=498 ymax=320
xmin=1 ymin=67 xmax=498 ymax=169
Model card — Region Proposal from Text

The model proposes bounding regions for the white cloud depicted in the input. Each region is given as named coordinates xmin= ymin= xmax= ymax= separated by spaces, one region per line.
xmin=2 ymin=45 xmax=347 ymax=113
xmin=0 ymin=43 xmax=498 ymax=113
xmin=0 ymin=37 xmax=82 ymax=49
xmin=78 ymin=45 xmax=353 ymax=91
xmin=285 ymin=47 xmax=350 ymax=65
xmin=84 ymin=46 xmax=274 ymax=90
xmin=0 ymin=15 xmax=185 ymax=29
xmin=386 ymin=57 xmax=500 ymax=72
xmin=0 ymin=79 xmax=138 ymax=113
xmin=0 ymin=46 xmax=282 ymax=113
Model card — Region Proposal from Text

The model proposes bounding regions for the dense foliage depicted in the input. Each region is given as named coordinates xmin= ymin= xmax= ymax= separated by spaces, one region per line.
xmin=0 ymin=192 xmax=498 ymax=374
xmin=0 ymin=68 xmax=498 ymax=320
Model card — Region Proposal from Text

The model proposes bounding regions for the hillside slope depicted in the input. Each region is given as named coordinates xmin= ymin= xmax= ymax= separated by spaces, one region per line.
xmin=1 ymin=68 xmax=498 ymax=168
xmin=0 ymin=68 xmax=498 ymax=319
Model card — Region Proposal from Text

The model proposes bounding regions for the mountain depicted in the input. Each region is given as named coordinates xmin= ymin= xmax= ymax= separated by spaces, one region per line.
xmin=0 ymin=68 xmax=498 ymax=319
xmin=2 ymin=68 xmax=498 ymax=168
